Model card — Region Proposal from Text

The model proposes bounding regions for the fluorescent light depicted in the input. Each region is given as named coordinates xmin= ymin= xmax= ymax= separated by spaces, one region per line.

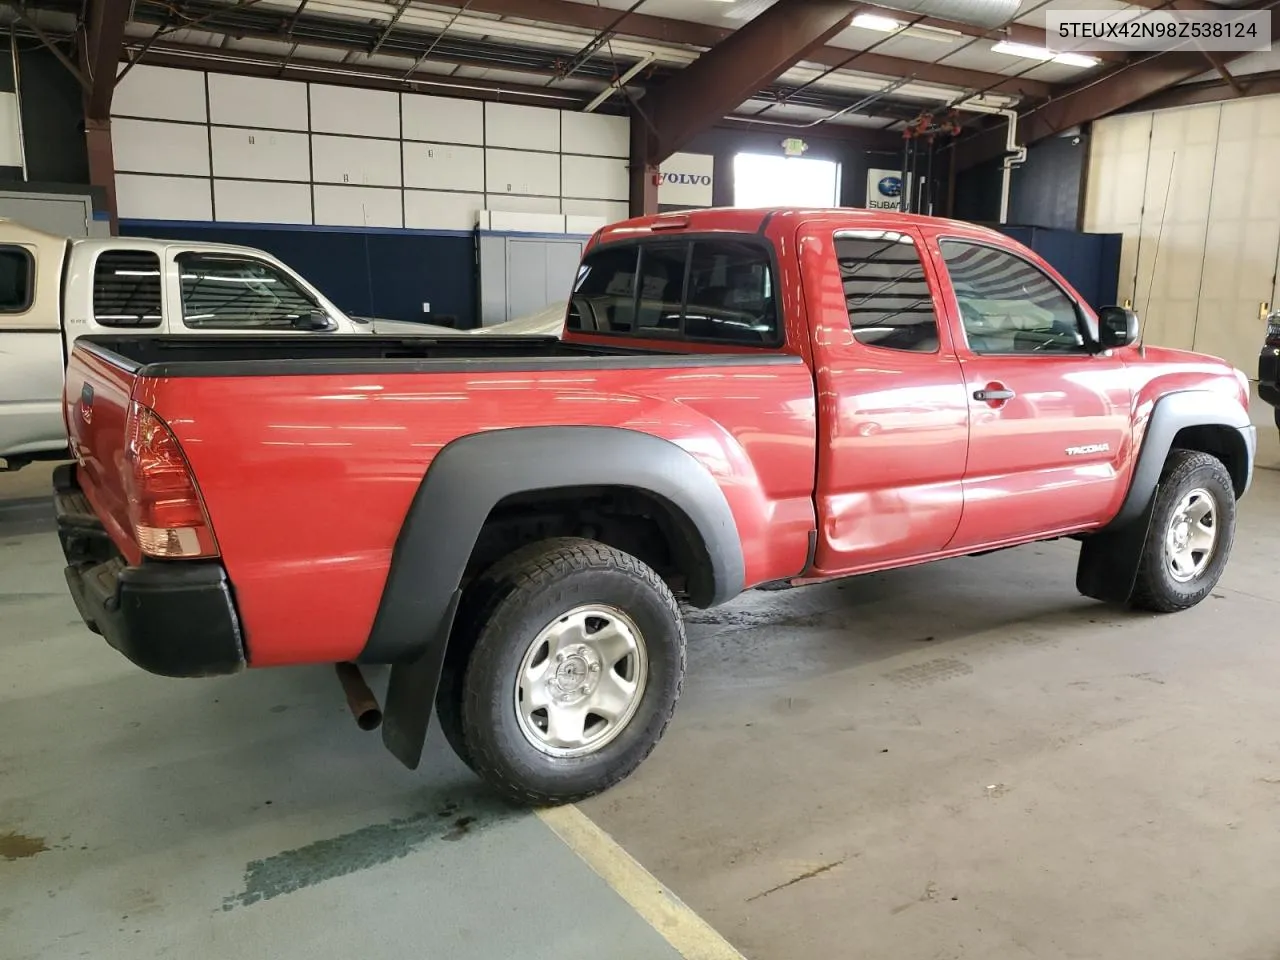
xmin=991 ymin=40 xmax=1098 ymax=67
xmin=852 ymin=13 xmax=903 ymax=31
xmin=1053 ymin=51 xmax=1099 ymax=67
xmin=991 ymin=40 xmax=1054 ymax=61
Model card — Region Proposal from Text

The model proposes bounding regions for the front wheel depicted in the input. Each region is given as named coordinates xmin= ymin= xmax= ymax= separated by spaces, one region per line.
xmin=455 ymin=538 xmax=686 ymax=806
xmin=1130 ymin=449 xmax=1237 ymax=613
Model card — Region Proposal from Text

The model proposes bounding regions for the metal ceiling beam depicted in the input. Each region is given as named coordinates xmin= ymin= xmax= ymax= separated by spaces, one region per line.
xmin=434 ymin=0 xmax=1053 ymax=98
xmin=1129 ymin=68 xmax=1280 ymax=110
xmin=851 ymin=2 xmax=1127 ymax=62
xmin=132 ymin=41 xmax=591 ymax=107
xmin=954 ymin=4 xmax=1280 ymax=170
xmin=81 ymin=0 xmax=130 ymax=119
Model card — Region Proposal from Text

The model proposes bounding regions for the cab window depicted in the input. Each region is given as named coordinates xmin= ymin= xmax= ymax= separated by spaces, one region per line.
xmin=178 ymin=254 xmax=330 ymax=330
xmin=941 ymin=240 xmax=1087 ymax=355
xmin=568 ymin=238 xmax=779 ymax=346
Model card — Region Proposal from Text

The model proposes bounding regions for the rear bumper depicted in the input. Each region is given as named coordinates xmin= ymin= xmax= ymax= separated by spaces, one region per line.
xmin=54 ymin=464 xmax=246 ymax=678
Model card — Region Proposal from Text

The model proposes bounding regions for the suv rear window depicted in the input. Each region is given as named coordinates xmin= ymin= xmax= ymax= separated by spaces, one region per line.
xmin=568 ymin=238 xmax=779 ymax=345
xmin=0 ymin=246 xmax=33 ymax=313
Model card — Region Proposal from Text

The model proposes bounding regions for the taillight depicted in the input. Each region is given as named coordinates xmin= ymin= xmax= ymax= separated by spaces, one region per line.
xmin=122 ymin=403 xmax=218 ymax=559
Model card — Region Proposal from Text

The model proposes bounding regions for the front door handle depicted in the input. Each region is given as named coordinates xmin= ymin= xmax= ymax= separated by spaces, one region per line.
xmin=974 ymin=387 xmax=1015 ymax=402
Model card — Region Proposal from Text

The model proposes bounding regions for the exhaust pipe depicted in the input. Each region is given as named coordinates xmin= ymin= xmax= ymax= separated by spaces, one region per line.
xmin=335 ymin=662 xmax=383 ymax=731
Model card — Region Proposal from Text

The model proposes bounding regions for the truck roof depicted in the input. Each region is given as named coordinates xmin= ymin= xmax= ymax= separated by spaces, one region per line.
xmin=65 ymin=236 xmax=278 ymax=257
xmin=598 ymin=206 xmax=1006 ymax=244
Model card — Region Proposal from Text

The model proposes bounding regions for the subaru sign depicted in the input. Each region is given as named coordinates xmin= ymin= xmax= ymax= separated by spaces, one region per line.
xmin=865 ymin=167 xmax=923 ymax=211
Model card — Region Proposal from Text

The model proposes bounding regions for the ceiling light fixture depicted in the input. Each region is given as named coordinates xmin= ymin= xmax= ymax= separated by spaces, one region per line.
xmin=851 ymin=12 xmax=903 ymax=31
xmin=991 ymin=41 xmax=1097 ymax=67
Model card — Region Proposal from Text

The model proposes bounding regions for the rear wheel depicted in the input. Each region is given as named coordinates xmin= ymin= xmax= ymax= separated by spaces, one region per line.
xmin=1130 ymin=450 xmax=1236 ymax=613
xmin=450 ymin=538 xmax=685 ymax=806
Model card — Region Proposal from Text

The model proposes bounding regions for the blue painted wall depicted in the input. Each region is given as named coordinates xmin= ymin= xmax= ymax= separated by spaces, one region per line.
xmin=119 ymin=222 xmax=478 ymax=327
xmin=999 ymin=225 xmax=1123 ymax=312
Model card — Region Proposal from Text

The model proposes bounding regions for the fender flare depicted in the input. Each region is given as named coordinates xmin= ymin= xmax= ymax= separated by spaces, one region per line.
xmin=1078 ymin=389 xmax=1255 ymax=604
xmin=1109 ymin=389 xmax=1254 ymax=529
xmin=364 ymin=425 xmax=746 ymax=666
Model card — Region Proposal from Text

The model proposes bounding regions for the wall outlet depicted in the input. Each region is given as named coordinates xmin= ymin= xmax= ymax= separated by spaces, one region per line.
xmin=422 ymin=302 xmax=431 ymax=313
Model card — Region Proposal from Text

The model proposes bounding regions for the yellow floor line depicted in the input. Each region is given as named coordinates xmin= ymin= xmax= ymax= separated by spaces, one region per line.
xmin=537 ymin=804 xmax=748 ymax=960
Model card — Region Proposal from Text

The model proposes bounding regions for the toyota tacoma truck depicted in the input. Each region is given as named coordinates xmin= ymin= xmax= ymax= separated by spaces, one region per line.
xmin=54 ymin=208 xmax=1256 ymax=806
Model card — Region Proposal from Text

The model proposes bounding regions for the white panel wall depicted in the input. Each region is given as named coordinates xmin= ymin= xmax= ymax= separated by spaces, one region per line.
xmin=116 ymin=174 xmax=212 ymax=221
xmin=405 ymin=190 xmax=482 ymax=231
xmin=561 ymin=112 xmax=627 ymax=158
xmin=308 ymin=85 xmax=399 ymax=139
xmin=402 ymin=94 xmax=483 ymax=146
xmin=403 ymin=142 xmax=484 ymax=193
xmin=313 ymin=185 xmax=403 ymax=228
xmin=562 ymin=198 xmax=630 ymax=222
xmin=112 ymin=68 xmax=632 ymax=232
xmin=487 ymin=149 xmax=559 ymax=198
xmin=211 ymin=127 xmax=309 ymax=181
xmin=208 ymin=74 xmax=308 ymax=131
xmin=485 ymin=194 xmax=561 ymax=214
xmin=561 ymin=155 xmax=627 ymax=201
xmin=485 ymin=102 xmax=560 ymax=152
xmin=311 ymin=135 xmax=401 ymax=187
xmin=215 ymin=180 xmax=312 ymax=225
xmin=112 ymin=119 xmax=210 ymax=176
xmin=113 ymin=65 xmax=207 ymax=123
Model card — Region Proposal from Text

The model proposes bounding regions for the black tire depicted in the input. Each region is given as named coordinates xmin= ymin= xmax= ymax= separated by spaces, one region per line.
xmin=435 ymin=540 xmax=578 ymax=771
xmin=1130 ymin=449 xmax=1236 ymax=613
xmin=453 ymin=538 xmax=685 ymax=806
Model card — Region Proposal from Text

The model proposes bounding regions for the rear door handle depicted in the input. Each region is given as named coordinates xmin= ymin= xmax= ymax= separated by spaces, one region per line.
xmin=974 ymin=388 xmax=1015 ymax=402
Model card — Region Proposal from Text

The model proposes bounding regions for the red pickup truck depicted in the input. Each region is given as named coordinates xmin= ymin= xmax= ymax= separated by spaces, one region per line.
xmin=55 ymin=208 xmax=1256 ymax=805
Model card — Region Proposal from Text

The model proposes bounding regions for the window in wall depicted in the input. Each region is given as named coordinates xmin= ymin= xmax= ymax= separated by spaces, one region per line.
xmin=0 ymin=247 xmax=33 ymax=313
xmin=940 ymin=240 xmax=1086 ymax=354
xmin=733 ymin=153 xmax=841 ymax=208
xmin=179 ymin=254 xmax=329 ymax=330
xmin=838 ymin=231 xmax=939 ymax=352
xmin=93 ymin=250 xmax=162 ymax=328
xmin=568 ymin=238 xmax=779 ymax=345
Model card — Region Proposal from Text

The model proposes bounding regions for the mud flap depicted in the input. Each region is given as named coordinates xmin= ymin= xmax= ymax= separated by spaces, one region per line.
xmin=380 ymin=590 xmax=461 ymax=770
xmin=1076 ymin=492 xmax=1158 ymax=604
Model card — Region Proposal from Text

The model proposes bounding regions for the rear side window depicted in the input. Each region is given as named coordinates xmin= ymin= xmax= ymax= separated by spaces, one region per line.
xmin=93 ymin=250 xmax=162 ymax=328
xmin=837 ymin=231 xmax=939 ymax=353
xmin=179 ymin=254 xmax=328 ymax=330
xmin=568 ymin=237 xmax=779 ymax=345
xmin=0 ymin=246 xmax=33 ymax=313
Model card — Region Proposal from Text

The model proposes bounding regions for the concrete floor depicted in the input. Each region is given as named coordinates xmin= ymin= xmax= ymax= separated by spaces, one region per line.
xmin=4 ymin=434 xmax=1280 ymax=960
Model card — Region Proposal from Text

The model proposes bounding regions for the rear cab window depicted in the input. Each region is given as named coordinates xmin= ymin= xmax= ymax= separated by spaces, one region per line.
xmin=568 ymin=236 xmax=780 ymax=346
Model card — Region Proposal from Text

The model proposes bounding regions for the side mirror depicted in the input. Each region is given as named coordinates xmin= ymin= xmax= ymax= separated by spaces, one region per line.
xmin=293 ymin=308 xmax=336 ymax=332
xmin=1097 ymin=305 xmax=1139 ymax=349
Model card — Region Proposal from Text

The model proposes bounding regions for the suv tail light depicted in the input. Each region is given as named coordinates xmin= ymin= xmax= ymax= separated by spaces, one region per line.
xmin=122 ymin=403 xmax=218 ymax=559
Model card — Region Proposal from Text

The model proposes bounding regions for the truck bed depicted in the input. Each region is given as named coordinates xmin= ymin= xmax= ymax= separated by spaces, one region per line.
xmin=74 ymin=334 xmax=792 ymax=378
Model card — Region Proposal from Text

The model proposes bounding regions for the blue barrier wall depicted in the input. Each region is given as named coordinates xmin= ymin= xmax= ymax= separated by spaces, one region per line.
xmin=999 ymin=225 xmax=1123 ymax=312
xmin=119 ymin=221 xmax=478 ymax=327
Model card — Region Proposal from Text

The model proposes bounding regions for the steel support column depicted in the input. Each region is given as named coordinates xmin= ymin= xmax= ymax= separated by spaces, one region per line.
xmin=629 ymin=106 xmax=659 ymax=217
xmin=79 ymin=0 xmax=130 ymax=231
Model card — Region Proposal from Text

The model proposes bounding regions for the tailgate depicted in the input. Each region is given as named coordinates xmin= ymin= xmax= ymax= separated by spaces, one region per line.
xmin=64 ymin=343 xmax=140 ymax=560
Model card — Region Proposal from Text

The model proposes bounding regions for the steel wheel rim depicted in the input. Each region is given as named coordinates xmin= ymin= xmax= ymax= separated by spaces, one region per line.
xmin=1165 ymin=487 xmax=1218 ymax=583
xmin=514 ymin=604 xmax=649 ymax=759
